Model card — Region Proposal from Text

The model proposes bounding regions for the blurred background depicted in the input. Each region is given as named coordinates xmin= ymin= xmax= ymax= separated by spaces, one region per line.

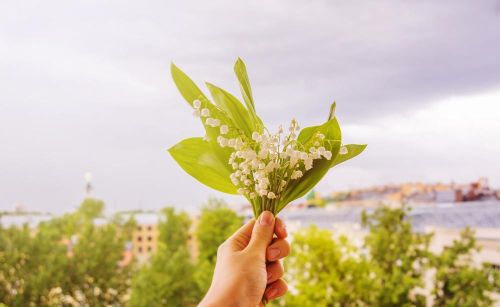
xmin=1 ymin=1 xmax=500 ymax=306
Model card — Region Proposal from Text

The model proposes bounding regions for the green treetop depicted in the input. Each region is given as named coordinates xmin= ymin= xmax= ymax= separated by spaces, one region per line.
xmin=194 ymin=198 xmax=243 ymax=294
xmin=277 ymin=205 xmax=498 ymax=307
xmin=130 ymin=207 xmax=198 ymax=307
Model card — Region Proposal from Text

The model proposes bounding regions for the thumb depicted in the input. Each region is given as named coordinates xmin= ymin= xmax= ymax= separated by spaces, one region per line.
xmin=247 ymin=211 xmax=275 ymax=253
xmin=225 ymin=219 xmax=255 ymax=251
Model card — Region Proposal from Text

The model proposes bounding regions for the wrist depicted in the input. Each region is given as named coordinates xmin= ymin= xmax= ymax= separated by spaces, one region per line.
xmin=199 ymin=285 xmax=240 ymax=307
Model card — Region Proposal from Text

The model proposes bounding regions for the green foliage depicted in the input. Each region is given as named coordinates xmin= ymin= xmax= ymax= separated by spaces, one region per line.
xmin=361 ymin=206 xmax=431 ymax=306
xmin=76 ymin=198 xmax=104 ymax=220
xmin=330 ymin=144 xmax=367 ymax=168
xmin=277 ymin=206 xmax=498 ymax=307
xmin=130 ymin=207 xmax=199 ymax=307
xmin=432 ymin=228 xmax=500 ymax=306
xmin=169 ymin=58 xmax=366 ymax=217
xmin=0 ymin=198 xmax=131 ymax=306
xmin=170 ymin=63 xmax=209 ymax=108
xmin=196 ymin=197 xmax=243 ymax=262
xmin=234 ymin=58 xmax=263 ymax=129
xmin=2 ymin=200 xmax=499 ymax=306
xmin=206 ymin=82 xmax=256 ymax=137
xmin=276 ymin=118 xmax=341 ymax=210
xmin=284 ymin=226 xmax=377 ymax=306
xmin=0 ymin=224 xmax=69 ymax=306
xmin=194 ymin=198 xmax=243 ymax=293
xmin=130 ymin=246 xmax=197 ymax=307
xmin=157 ymin=207 xmax=191 ymax=252
xmin=169 ymin=137 xmax=237 ymax=194
xmin=64 ymin=223 xmax=132 ymax=305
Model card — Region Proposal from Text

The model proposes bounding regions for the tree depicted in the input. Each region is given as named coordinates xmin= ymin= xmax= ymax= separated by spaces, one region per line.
xmin=279 ymin=206 xmax=498 ymax=307
xmin=130 ymin=246 xmax=196 ymax=307
xmin=282 ymin=226 xmax=377 ymax=306
xmin=76 ymin=198 xmax=104 ymax=220
xmin=3 ymin=200 xmax=499 ymax=306
xmin=130 ymin=207 xmax=198 ymax=307
xmin=432 ymin=228 xmax=500 ymax=306
xmin=194 ymin=198 xmax=243 ymax=293
xmin=0 ymin=223 xmax=69 ymax=306
xmin=158 ymin=207 xmax=192 ymax=253
xmin=280 ymin=207 xmax=432 ymax=306
xmin=0 ymin=198 xmax=132 ymax=306
xmin=59 ymin=222 xmax=132 ymax=305
xmin=361 ymin=206 xmax=431 ymax=306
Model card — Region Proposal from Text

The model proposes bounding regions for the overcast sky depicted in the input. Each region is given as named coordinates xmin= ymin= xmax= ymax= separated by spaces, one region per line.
xmin=1 ymin=0 xmax=500 ymax=214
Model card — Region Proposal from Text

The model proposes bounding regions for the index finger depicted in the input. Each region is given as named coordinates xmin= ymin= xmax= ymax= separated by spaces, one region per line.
xmin=274 ymin=217 xmax=287 ymax=239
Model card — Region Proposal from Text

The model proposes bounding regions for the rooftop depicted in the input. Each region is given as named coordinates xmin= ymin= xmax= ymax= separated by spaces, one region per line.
xmin=280 ymin=201 xmax=500 ymax=232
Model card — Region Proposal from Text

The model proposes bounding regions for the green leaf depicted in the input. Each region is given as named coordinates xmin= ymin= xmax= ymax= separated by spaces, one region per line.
xmin=234 ymin=58 xmax=255 ymax=112
xmin=168 ymin=137 xmax=237 ymax=194
xmin=298 ymin=117 xmax=342 ymax=150
xmin=171 ymin=63 xmax=208 ymax=106
xmin=278 ymin=154 xmax=339 ymax=212
xmin=196 ymin=96 xmax=235 ymax=141
xmin=234 ymin=58 xmax=264 ymax=131
xmin=331 ymin=144 xmax=367 ymax=168
xmin=206 ymin=82 xmax=255 ymax=137
xmin=169 ymin=63 xmax=242 ymax=185
xmin=207 ymin=135 xmax=235 ymax=175
xmin=279 ymin=118 xmax=342 ymax=210
xmin=328 ymin=101 xmax=336 ymax=121
xmin=322 ymin=117 xmax=342 ymax=141
xmin=297 ymin=124 xmax=321 ymax=146
xmin=298 ymin=102 xmax=337 ymax=146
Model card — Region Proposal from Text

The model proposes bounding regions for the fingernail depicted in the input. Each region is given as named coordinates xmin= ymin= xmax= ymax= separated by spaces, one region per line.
xmin=266 ymin=287 xmax=278 ymax=299
xmin=268 ymin=248 xmax=281 ymax=260
xmin=260 ymin=211 xmax=274 ymax=226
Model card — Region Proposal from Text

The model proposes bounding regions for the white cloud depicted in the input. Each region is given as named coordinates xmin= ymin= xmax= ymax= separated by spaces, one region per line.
xmin=318 ymin=90 xmax=500 ymax=193
xmin=1 ymin=0 xmax=500 ymax=212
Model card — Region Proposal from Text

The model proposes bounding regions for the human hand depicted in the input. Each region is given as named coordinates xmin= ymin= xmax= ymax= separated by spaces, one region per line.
xmin=199 ymin=211 xmax=290 ymax=307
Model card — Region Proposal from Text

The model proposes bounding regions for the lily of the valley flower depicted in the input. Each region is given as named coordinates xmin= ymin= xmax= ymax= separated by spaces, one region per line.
xmin=195 ymin=102 xmax=333 ymax=202
xmin=169 ymin=58 xmax=366 ymax=217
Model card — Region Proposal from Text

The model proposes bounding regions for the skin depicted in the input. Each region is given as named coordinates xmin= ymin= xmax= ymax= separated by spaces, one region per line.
xmin=199 ymin=211 xmax=290 ymax=307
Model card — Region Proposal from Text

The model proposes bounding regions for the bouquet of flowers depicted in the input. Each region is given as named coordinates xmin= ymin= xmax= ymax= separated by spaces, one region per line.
xmin=169 ymin=58 xmax=365 ymax=217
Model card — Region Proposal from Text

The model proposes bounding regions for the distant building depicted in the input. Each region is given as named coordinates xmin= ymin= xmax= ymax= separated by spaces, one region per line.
xmin=325 ymin=177 xmax=498 ymax=206
xmin=434 ymin=190 xmax=456 ymax=203
xmin=130 ymin=213 xmax=161 ymax=263
xmin=0 ymin=213 xmax=53 ymax=228
xmin=125 ymin=211 xmax=199 ymax=264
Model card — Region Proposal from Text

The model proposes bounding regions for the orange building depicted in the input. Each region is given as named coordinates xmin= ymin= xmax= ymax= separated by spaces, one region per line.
xmin=132 ymin=223 xmax=159 ymax=262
